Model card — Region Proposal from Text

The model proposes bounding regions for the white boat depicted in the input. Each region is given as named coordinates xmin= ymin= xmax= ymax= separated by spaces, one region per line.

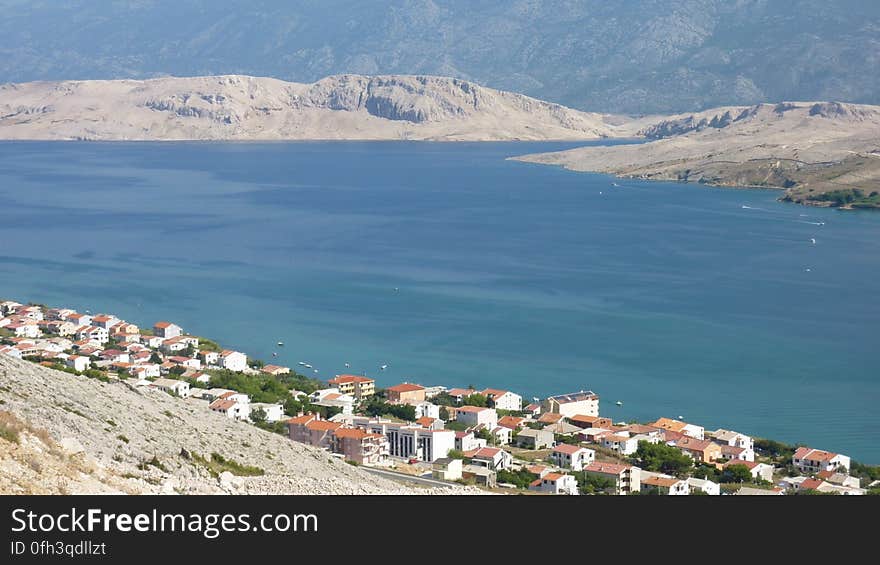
xmin=616 ymin=401 xmax=623 ymax=406
xmin=298 ymin=362 xmax=306 ymax=366
xmin=277 ymin=341 xmax=284 ymax=346
xmin=810 ymin=238 xmax=817 ymax=244
xmin=313 ymin=369 xmax=319 ymax=373
xmin=380 ymin=364 xmax=388 ymax=370
xmin=344 ymin=362 xmax=351 ymax=368
xmin=304 ymin=364 xmax=312 ymax=369
xmin=272 ymin=352 xmax=278 ymax=357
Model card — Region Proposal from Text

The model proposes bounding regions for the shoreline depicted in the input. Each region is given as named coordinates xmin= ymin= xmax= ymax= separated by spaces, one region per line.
xmin=2 ymin=296 xmax=878 ymax=483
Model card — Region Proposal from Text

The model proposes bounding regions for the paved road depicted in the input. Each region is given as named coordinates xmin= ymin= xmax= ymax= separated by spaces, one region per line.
xmin=362 ymin=467 xmax=456 ymax=489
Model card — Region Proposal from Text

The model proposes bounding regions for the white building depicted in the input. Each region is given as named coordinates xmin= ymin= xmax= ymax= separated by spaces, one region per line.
xmin=600 ymin=433 xmax=639 ymax=455
xmin=792 ymin=447 xmax=851 ymax=474
xmin=542 ymin=391 xmax=599 ymax=418
xmin=65 ymin=355 xmax=91 ymax=372
xmin=353 ymin=420 xmax=455 ymax=462
xmin=529 ymin=473 xmax=579 ymax=495
xmin=642 ymin=475 xmax=690 ymax=495
xmin=413 ymin=402 xmax=441 ymax=420
xmin=150 ymin=378 xmax=191 ymax=398
xmin=481 ymin=388 xmax=522 ymax=411
xmin=209 ymin=398 xmax=250 ymax=421
xmin=710 ymin=429 xmax=754 ymax=451
xmin=219 ymin=350 xmax=248 ymax=372
xmin=687 ymin=477 xmax=721 ymax=495
xmin=75 ymin=326 xmax=108 ymax=344
xmin=455 ymin=406 xmax=498 ymax=429
xmin=250 ymin=403 xmax=285 ymax=422
xmin=153 ymin=321 xmax=182 ymax=338
xmin=466 ymin=446 xmax=513 ymax=470
xmin=550 ymin=444 xmax=596 ymax=471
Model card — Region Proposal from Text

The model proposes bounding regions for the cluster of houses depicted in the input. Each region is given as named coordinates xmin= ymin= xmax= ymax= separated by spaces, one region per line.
xmin=3 ymin=298 xmax=873 ymax=495
xmin=286 ymin=376 xmax=870 ymax=495
xmin=0 ymin=300 xmax=289 ymax=424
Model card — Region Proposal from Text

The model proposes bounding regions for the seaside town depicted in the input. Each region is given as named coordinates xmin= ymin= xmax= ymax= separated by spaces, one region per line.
xmin=2 ymin=298 xmax=878 ymax=496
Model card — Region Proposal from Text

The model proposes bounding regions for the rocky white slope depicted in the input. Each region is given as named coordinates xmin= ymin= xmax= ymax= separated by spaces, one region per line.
xmin=514 ymin=101 xmax=880 ymax=206
xmin=0 ymin=74 xmax=623 ymax=141
xmin=0 ymin=356 xmax=469 ymax=495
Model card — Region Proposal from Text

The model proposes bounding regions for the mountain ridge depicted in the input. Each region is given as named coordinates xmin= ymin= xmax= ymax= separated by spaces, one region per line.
xmin=0 ymin=74 xmax=622 ymax=141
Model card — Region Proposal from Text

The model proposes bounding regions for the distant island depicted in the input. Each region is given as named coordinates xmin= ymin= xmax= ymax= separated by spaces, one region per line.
xmin=2 ymin=75 xmax=878 ymax=207
xmin=0 ymin=74 xmax=625 ymax=142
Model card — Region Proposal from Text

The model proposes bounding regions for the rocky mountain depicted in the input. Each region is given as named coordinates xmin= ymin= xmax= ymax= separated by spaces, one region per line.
xmin=0 ymin=1 xmax=877 ymax=114
xmin=0 ymin=74 xmax=620 ymax=141
xmin=514 ymin=101 xmax=880 ymax=207
xmin=0 ymin=356 xmax=467 ymax=494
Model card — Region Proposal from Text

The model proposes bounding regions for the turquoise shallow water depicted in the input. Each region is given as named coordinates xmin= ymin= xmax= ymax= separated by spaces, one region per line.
xmin=0 ymin=141 xmax=878 ymax=462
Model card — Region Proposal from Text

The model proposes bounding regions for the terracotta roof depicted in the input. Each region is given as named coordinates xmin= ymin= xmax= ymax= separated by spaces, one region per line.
xmin=287 ymin=414 xmax=317 ymax=425
xmin=543 ymin=473 xmax=566 ymax=482
xmin=651 ymin=417 xmax=687 ymax=432
xmin=643 ymin=476 xmax=681 ymax=488
xmin=538 ymin=412 xmax=564 ymax=424
xmin=447 ymin=388 xmax=475 ymax=397
xmin=498 ymin=416 xmax=524 ymax=429
xmin=153 ymin=321 xmax=175 ymax=328
xmin=209 ymin=399 xmax=237 ymax=411
xmin=584 ymin=462 xmax=630 ymax=475
xmin=794 ymin=447 xmax=838 ymax=462
xmin=799 ymin=478 xmax=824 ymax=490
xmin=334 ymin=428 xmax=381 ymax=440
xmin=481 ymin=388 xmax=508 ymax=397
xmin=306 ymin=420 xmax=343 ymax=432
xmin=466 ymin=447 xmax=501 ymax=459
xmin=553 ymin=443 xmax=586 ymax=455
xmin=457 ymin=405 xmax=490 ymax=413
xmin=386 ymin=383 xmax=425 ymax=393
xmin=415 ymin=417 xmax=437 ymax=427
xmin=329 ymin=374 xmax=373 ymax=384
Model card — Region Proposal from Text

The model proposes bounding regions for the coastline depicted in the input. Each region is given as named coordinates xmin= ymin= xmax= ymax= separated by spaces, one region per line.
xmin=2 ymin=296 xmax=878 ymax=494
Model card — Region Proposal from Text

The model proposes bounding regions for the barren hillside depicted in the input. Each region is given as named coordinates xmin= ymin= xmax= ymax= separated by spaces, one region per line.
xmin=0 ymin=356 xmax=465 ymax=495
xmin=0 ymin=74 xmax=623 ymax=141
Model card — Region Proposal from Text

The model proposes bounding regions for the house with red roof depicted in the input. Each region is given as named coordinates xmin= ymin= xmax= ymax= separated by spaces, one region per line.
xmin=550 ymin=444 xmax=596 ymax=471
xmin=528 ymin=472 xmax=579 ymax=495
xmin=583 ymin=462 xmax=641 ymax=495
xmin=792 ymin=447 xmax=851 ymax=474
xmin=385 ymin=382 xmax=426 ymax=404
xmin=152 ymin=321 xmax=182 ymax=339
xmin=327 ymin=374 xmax=375 ymax=399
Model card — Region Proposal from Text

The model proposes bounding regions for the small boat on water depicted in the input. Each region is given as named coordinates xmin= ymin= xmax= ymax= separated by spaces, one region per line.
xmin=313 ymin=369 xmax=319 ymax=374
xmin=304 ymin=364 xmax=312 ymax=369
xmin=272 ymin=352 xmax=278 ymax=357
xmin=616 ymin=401 xmax=623 ymax=406
xmin=810 ymin=238 xmax=817 ymax=244
xmin=380 ymin=364 xmax=388 ymax=370
xmin=344 ymin=362 xmax=351 ymax=368
xmin=298 ymin=361 xmax=306 ymax=366
xmin=277 ymin=341 xmax=284 ymax=346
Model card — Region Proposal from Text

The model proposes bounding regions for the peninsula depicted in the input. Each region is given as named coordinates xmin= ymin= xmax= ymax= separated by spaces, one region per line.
xmin=514 ymin=101 xmax=880 ymax=209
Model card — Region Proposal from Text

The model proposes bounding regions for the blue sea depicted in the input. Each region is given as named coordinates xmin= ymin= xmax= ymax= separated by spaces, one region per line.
xmin=1 ymin=141 xmax=878 ymax=462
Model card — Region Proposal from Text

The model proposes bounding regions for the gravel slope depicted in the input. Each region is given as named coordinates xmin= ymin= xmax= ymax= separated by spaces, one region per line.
xmin=0 ymin=356 xmax=470 ymax=495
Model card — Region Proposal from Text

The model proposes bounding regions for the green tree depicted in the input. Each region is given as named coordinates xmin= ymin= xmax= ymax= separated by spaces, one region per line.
xmin=250 ymin=407 xmax=267 ymax=425
xmin=721 ymin=464 xmax=754 ymax=484
xmin=631 ymin=441 xmax=693 ymax=477
xmin=447 ymin=449 xmax=465 ymax=460
xmin=439 ymin=406 xmax=450 ymax=420
xmin=149 ymin=351 xmax=162 ymax=364
xmin=462 ymin=393 xmax=488 ymax=408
